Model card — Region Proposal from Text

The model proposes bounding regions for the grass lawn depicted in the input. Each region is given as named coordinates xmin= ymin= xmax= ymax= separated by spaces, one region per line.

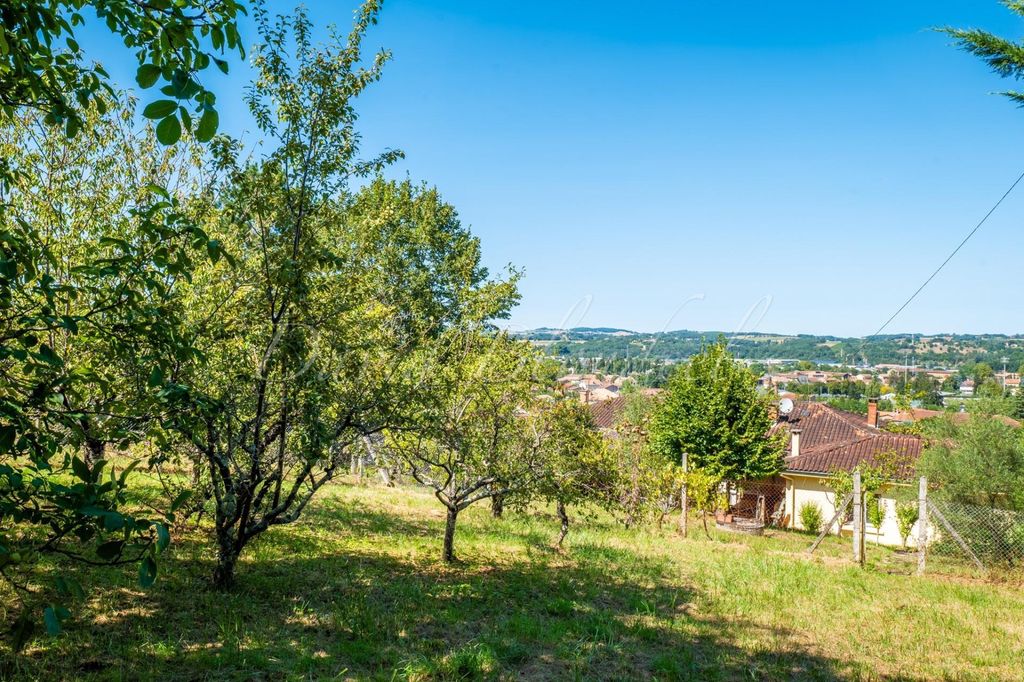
xmin=2 ymin=479 xmax=1023 ymax=680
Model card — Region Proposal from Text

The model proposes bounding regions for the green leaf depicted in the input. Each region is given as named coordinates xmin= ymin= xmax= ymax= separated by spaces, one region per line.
xmin=139 ymin=556 xmax=158 ymax=588
xmin=71 ymin=456 xmax=90 ymax=482
xmin=156 ymin=115 xmax=182 ymax=145
xmin=0 ymin=425 xmax=15 ymax=454
xmin=102 ymin=511 xmax=125 ymax=532
xmin=147 ymin=365 xmax=164 ymax=388
xmin=37 ymin=343 xmax=62 ymax=366
xmin=145 ymin=183 xmax=171 ymax=200
xmin=170 ymin=490 xmax=192 ymax=513
xmin=118 ymin=459 xmax=140 ymax=485
xmin=96 ymin=539 xmax=124 ymax=561
xmin=155 ymin=523 xmax=170 ymax=553
xmin=43 ymin=606 xmax=62 ymax=636
xmin=142 ymin=99 xmax=177 ymax=119
xmin=207 ymin=239 xmax=222 ymax=263
xmin=136 ymin=64 xmax=161 ymax=89
xmin=195 ymin=108 xmax=219 ymax=142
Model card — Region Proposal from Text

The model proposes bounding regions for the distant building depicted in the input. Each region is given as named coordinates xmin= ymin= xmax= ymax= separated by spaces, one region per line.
xmin=959 ymin=379 xmax=975 ymax=397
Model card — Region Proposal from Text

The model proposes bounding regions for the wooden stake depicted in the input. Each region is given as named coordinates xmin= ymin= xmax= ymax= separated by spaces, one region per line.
xmin=679 ymin=452 xmax=688 ymax=538
xmin=807 ymin=493 xmax=852 ymax=554
xmin=853 ymin=471 xmax=864 ymax=566
xmin=917 ymin=476 xmax=927 ymax=576
xmin=928 ymin=499 xmax=985 ymax=573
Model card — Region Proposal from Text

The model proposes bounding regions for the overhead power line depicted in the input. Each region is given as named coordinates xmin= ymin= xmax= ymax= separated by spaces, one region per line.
xmin=865 ymin=168 xmax=1024 ymax=341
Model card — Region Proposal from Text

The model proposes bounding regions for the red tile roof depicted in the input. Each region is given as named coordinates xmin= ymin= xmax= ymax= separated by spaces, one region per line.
xmin=775 ymin=402 xmax=922 ymax=477
xmin=772 ymin=402 xmax=874 ymax=454
xmin=785 ymin=433 xmax=921 ymax=478
xmin=588 ymin=396 xmax=627 ymax=429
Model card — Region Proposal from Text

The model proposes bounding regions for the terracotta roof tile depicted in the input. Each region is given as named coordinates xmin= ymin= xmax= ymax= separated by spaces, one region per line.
xmin=775 ymin=401 xmax=922 ymax=477
xmin=771 ymin=401 xmax=873 ymax=454
xmin=588 ymin=396 xmax=627 ymax=429
xmin=785 ymin=433 xmax=921 ymax=477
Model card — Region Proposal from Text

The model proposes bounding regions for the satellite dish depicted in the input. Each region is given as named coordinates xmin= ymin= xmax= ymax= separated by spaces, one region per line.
xmin=779 ymin=398 xmax=794 ymax=416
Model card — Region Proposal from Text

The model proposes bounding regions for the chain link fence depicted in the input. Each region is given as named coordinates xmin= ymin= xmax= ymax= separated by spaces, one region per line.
xmin=926 ymin=498 xmax=1024 ymax=574
xmin=804 ymin=475 xmax=1024 ymax=579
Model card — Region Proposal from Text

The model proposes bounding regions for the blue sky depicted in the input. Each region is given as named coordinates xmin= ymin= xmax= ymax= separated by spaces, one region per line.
xmin=86 ymin=1 xmax=1024 ymax=336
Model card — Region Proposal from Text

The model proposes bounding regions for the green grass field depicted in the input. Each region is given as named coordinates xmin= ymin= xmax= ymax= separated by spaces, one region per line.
xmin=3 ymin=480 xmax=1023 ymax=681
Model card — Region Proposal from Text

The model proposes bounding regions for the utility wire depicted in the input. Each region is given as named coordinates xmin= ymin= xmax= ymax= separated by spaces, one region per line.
xmin=863 ymin=168 xmax=1024 ymax=347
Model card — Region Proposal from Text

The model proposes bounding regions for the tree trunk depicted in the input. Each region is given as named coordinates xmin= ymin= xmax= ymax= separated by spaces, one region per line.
xmin=491 ymin=493 xmax=504 ymax=519
xmin=212 ymin=543 xmax=239 ymax=589
xmin=84 ymin=438 xmax=104 ymax=467
xmin=556 ymin=499 xmax=570 ymax=546
xmin=443 ymin=506 xmax=459 ymax=563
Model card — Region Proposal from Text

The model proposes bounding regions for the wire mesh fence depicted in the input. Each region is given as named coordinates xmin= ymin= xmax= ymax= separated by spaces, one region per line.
xmin=801 ymin=475 xmax=1024 ymax=579
xmin=926 ymin=498 xmax=1024 ymax=573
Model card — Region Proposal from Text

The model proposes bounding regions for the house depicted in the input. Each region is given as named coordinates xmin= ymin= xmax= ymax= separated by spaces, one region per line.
xmin=772 ymin=400 xmax=923 ymax=546
xmin=996 ymin=372 xmax=1021 ymax=393
xmin=959 ymin=379 xmax=975 ymax=397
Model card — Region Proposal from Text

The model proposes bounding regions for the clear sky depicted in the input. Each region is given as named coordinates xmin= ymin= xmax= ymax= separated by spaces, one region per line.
xmin=86 ymin=1 xmax=1024 ymax=336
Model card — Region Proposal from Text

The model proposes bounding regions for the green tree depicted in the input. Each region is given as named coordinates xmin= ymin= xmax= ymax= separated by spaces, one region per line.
xmin=392 ymin=332 xmax=542 ymax=562
xmin=0 ymin=98 xmax=216 ymax=643
xmin=530 ymin=400 xmax=619 ymax=546
xmin=943 ymin=2 xmax=1024 ymax=107
xmin=1 ymin=0 xmax=245 ymax=643
xmin=650 ymin=340 xmax=784 ymax=485
xmin=895 ymin=502 xmax=919 ymax=549
xmin=167 ymin=5 xmax=518 ymax=585
xmin=919 ymin=413 xmax=1024 ymax=511
xmin=799 ymin=502 xmax=823 ymax=536
xmin=1014 ymin=389 xmax=1024 ymax=421
xmin=973 ymin=363 xmax=995 ymax=387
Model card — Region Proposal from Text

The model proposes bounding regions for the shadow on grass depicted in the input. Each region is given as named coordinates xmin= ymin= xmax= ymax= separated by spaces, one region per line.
xmin=5 ymin=503 xmax=877 ymax=681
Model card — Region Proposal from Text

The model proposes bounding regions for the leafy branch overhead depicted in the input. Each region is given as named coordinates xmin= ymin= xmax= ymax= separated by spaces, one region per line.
xmin=942 ymin=2 xmax=1024 ymax=106
xmin=0 ymin=0 xmax=246 ymax=142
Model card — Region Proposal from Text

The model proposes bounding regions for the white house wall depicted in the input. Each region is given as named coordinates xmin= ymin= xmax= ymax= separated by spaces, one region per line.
xmin=784 ymin=474 xmax=926 ymax=548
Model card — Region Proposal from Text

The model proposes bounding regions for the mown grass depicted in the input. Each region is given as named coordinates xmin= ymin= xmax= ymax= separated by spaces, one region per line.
xmin=2 ymin=480 xmax=1023 ymax=680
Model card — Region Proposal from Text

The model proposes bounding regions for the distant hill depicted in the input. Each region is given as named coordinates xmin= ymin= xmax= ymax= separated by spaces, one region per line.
xmin=514 ymin=328 xmax=1024 ymax=369
xmin=516 ymin=327 xmax=636 ymax=340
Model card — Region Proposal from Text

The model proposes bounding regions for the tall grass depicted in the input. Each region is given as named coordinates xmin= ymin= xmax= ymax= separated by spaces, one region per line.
xmin=2 ymin=480 xmax=1022 ymax=680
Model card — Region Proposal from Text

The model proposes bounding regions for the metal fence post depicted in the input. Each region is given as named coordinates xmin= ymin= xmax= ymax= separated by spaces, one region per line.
xmin=916 ymin=476 xmax=927 ymax=576
xmin=853 ymin=470 xmax=864 ymax=566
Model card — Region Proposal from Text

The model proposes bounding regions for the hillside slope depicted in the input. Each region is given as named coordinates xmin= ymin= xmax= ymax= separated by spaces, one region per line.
xmin=4 ymin=483 xmax=1022 ymax=680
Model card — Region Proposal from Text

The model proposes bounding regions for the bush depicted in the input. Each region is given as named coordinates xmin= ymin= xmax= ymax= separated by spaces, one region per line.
xmin=896 ymin=502 xmax=919 ymax=549
xmin=800 ymin=502 xmax=823 ymax=535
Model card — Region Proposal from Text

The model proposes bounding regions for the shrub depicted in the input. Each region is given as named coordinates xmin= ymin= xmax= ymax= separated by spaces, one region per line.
xmin=800 ymin=502 xmax=823 ymax=535
xmin=896 ymin=502 xmax=919 ymax=549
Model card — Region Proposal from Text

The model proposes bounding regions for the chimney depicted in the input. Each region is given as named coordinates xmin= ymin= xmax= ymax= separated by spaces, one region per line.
xmin=790 ymin=428 xmax=802 ymax=459
xmin=867 ymin=399 xmax=878 ymax=428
